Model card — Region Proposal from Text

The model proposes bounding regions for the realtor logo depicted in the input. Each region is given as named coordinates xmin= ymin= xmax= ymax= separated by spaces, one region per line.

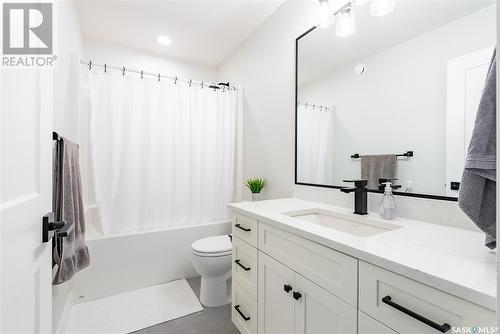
xmin=2 ymin=3 xmax=52 ymax=55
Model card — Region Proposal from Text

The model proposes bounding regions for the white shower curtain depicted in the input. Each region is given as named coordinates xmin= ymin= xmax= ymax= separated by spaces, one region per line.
xmin=297 ymin=106 xmax=333 ymax=184
xmin=80 ymin=69 xmax=239 ymax=235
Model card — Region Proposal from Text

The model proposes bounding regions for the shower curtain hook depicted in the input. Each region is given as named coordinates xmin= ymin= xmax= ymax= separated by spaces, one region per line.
xmin=104 ymin=64 xmax=107 ymax=73
xmin=122 ymin=67 xmax=126 ymax=76
xmin=158 ymin=73 xmax=160 ymax=82
xmin=201 ymin=81 xmax=204 ymax=89
xmin=141 ymin=70 xmax=143 ymax=79
xmin=174 ymin=76 xmax=178 ymax=84
xmin=88 ymin=60 xmax=92 ymax=71
xmin=305 ymin=102 xmax=308 ymax=108
xmin=189 ymin=79 xmax=192 ymax=87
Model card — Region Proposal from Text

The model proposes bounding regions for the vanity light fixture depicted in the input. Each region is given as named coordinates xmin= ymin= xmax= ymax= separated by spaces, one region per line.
xmin=370 ymin=0 xmax=396 ymax=16
xmin=315 ymin=0 xmax=397 ymax=35
xmin=336 ymin=8 xmax=355 ymax=37
xmin=157 ymin=36 xmax=172 ymax=46
xmin=316 ymin=0 xmax=336 ymax=28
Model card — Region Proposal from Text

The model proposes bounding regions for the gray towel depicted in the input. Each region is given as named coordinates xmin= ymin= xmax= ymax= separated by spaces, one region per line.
xmin=458 ymin=49 xmax=496 ymax=250
xmin=53 ymin=137 xmax=90 ymax=284
xmin=361 ymin=154 xmax=397 ymax=189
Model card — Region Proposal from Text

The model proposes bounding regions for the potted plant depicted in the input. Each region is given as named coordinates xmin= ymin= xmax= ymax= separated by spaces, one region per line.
xmin=245 ymin=178 xmax=267 ymax=201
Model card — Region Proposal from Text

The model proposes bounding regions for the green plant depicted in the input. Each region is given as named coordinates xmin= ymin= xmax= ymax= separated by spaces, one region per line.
xmin=245 ymin=178 xmax=267 ymax=194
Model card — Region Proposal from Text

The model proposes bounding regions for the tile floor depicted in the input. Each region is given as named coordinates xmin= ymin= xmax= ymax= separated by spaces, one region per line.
xmin=131 ymin=277 xmax=239 ymax=334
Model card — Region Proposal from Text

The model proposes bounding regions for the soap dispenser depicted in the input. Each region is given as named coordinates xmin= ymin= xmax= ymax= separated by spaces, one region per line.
xmin=378 ymin=182 xmax=398 ymax=220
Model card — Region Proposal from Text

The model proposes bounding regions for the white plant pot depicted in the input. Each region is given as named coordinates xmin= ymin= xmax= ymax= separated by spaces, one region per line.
xmin=251 ymin=193 xmax=262 ymax=201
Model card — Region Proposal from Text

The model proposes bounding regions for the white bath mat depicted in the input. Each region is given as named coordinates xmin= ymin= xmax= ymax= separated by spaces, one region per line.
xmin=66 ymin=278 xmax=203 ymax=333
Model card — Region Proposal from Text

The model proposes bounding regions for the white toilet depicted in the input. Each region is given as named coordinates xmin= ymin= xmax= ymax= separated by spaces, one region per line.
xmin=191 ymin=235 xmax=232 ymax=307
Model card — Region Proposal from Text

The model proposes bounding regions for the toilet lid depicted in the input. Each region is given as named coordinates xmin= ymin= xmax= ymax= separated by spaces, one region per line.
xmin=192 ymin=235 xmax=232 ymax=255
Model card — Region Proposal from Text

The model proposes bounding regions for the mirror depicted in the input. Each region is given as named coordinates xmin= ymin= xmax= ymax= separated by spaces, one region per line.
xmin=296 ymin=0 xmax=496 ymax=200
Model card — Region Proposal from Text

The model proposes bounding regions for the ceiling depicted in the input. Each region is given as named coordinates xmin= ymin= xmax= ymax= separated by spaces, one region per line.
xmin=76 ymin=0 xmax=284 ymax=66
xmin=298 ymin=0 xmax=495 ymax=85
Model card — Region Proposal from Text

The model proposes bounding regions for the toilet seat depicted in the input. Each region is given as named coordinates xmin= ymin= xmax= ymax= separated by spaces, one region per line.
xmin=192 ymin=235 xmax=232 ymax=257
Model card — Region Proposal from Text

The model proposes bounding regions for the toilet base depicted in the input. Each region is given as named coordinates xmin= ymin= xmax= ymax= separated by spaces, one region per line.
xmin=199 ymin=273 xmax=231 ymax=307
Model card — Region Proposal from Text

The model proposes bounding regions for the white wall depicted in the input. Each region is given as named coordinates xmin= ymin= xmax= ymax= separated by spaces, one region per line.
xmin=217 ymin=1 xmax=319 ymax=200
xmin=298 ymin=6 xmax=496 ymax=195
xmin=217 ymin=0 xmax=480 ymax=231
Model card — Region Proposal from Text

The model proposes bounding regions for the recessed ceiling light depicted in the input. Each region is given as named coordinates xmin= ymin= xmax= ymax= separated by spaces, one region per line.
xmin=157 ymin=36 xmax=172 ymax=46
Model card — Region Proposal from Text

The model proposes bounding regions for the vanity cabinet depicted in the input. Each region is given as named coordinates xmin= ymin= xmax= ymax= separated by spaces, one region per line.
xmin=258 ymin=251 xmax=357 ymax=334
xmin=230 ymin=211 xmax=496 ymax=334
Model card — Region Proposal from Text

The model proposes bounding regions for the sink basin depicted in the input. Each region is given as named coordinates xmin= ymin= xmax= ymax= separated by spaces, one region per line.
xmin=283 ymin=208 xmax=401 ymax=237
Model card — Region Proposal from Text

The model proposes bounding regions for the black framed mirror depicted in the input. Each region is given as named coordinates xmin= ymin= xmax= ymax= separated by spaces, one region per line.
xmin=295 ymin=0 xmax=496 ymax=201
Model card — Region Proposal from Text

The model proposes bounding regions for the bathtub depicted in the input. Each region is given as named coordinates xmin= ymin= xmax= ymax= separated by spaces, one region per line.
xmin=71 ymin=219 xmax=232 ymax=304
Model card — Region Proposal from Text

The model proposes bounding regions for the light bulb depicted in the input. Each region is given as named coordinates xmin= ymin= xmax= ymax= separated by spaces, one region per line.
xmin=370 ymin=0 xmax=396 ymax=16
xmin=336 ymin=8 xmax=355 ymax=38
xmin=316 ymin=0 xmax=335 ymax=28
xmin=157 ymin=36 xmax=172 ymax=46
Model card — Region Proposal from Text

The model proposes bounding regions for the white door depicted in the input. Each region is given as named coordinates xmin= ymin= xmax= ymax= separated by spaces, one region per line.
xmin=258 ymin=252 xmax=295 ymax=334
xmin=446 ymin=47 xmax=494 ymax=196
xmin=1 ymin=66 xmax=53 ymax=331
xmin=294 ymin=273 xmax=357 ymax=334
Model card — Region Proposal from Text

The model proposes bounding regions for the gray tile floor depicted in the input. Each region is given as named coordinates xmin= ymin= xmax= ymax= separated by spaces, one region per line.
xmin=131 ymin=277 xmax=239 ymax=334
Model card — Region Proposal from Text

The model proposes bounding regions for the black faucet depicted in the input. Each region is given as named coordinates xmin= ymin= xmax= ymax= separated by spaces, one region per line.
xmin=340 ymin=180 xmax=368 ymax=215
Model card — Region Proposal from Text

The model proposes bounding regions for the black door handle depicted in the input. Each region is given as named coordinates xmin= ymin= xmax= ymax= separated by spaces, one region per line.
xmin=382 ymin=296 xmax=451 ymax=333
xmin=284 ymin=284 xmax=292 ymax=293
xmin=293 ymin=291 xmax=302 ymax=300
xmin=234 ymin=305 xmax=251 ymax=321
xmin=42 ymin=212 xmax=68 ymax=243
xmin=234 ymin=259 xmax=251 ymax=271
xmin=235 ymin=223 xmax=251 ymax=232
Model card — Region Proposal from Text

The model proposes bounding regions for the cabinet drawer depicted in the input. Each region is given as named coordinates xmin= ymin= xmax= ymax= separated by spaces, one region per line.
xmin=359 ymin=261 xmax=496 ymax=334
xmin=232 ymin=236 xmax=258 ymax=298
xmin=359 ymin=311 xmax=398 ymax=334
xmin=232 ymin=281 xmax=258 ymax=334
xmin=259 ymin=222 xmax=358 ymax=306
xmin=232 ymin=214 xmax=258 ymax=247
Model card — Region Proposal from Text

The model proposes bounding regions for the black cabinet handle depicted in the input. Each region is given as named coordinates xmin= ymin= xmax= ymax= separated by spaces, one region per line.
xmin=234 ymin=305 xmax=251 ymax=321
xmin=235 ymin=223 xmax=251 ymax=232
xmin=293 ymin=291 xmax=302 ymax=300
xmin=234 ymin=259 xmax=251 ymax=271
xmin=382 ymin=296 xmax=450 ymax=333
xmin=284 ymin=284 xmax=292 ymax=293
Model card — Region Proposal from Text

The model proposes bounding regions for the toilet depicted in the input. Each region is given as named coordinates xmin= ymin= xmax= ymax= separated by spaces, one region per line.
xmin=191 ymin=235 xmax=232 ymax=307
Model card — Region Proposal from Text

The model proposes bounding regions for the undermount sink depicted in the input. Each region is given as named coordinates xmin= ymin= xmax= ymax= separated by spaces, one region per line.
xmin=283 ymin=208 xmax=402 ymax=237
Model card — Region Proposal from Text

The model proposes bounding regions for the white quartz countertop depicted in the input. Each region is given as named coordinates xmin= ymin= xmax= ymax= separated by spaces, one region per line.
xmin=228 ymin=198 xmax=497 ymax=310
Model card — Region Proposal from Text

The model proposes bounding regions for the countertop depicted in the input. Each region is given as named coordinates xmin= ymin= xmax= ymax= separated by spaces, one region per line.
xmin=228 ymin=198 xmax=496 ymax=310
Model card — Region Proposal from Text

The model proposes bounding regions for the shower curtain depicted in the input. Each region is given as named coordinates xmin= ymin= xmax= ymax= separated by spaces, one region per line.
xmin=80 ymin=69 xmax=239 ymax=235
xmin=297 ymin=105 xmax=334 ymax=184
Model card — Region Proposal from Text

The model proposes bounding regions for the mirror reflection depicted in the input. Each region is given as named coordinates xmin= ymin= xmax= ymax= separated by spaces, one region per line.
xmin=296 ymin=0 xmax=496 ymax=198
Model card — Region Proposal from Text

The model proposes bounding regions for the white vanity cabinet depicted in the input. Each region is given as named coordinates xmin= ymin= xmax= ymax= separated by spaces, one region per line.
xmin=230 ymin=209 xmax=496 ymax=334
xmin=258 ymin=251 xmax=357 ymax=334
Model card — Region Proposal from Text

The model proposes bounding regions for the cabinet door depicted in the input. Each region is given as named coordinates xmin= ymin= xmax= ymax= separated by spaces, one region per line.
xmin=294 ymin=274 xmax=357 ymax=334
xmin=258 ymin=251 xmax=295 ymax=334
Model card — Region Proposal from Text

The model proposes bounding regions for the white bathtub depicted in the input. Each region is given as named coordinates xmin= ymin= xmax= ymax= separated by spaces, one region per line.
xmin=71 ymin=220 xmax=232 ymax=304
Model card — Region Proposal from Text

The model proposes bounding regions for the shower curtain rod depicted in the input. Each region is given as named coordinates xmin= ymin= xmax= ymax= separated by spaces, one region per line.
xmin=79 ymin=60 xmax=236 ymax=91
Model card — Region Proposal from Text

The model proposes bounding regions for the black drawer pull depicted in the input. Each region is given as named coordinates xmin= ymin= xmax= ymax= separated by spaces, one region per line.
xmin=284 ymin=284 xmax=292 ymax=293
xmin=293 ymin=291 xmax=302 ymax=300
xmin=234 ymin=305 xmax=251 ymax=321
xmin=234 ymin=259 xmax=251 ymax=271
xmin=382 ymin=296 xmax=451 ymax=333
xmin=235 ymin=223 xmax=251 ymax=232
